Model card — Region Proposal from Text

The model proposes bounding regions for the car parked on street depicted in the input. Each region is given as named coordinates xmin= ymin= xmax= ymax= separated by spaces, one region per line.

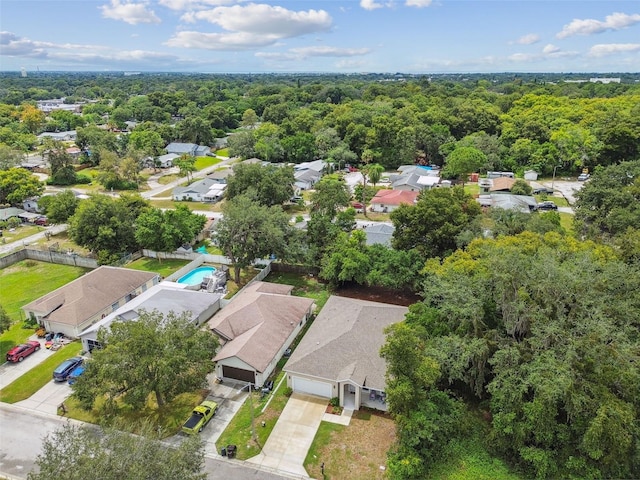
xmin=533 ymin=187 xmax=554 ymax=195
xmin=6 ymin=341 xmax=41 ymax=363
xmin=53 ymin=356 xmax=83 ymax=382
xmin=578 ymin=173 xmax=590 ymax=181
xmin=537 ymin=201 xmax=558 ymax=211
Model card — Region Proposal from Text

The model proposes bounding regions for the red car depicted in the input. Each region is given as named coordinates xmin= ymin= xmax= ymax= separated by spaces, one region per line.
xmin=6 ymin=341 xmax=41 ymax=363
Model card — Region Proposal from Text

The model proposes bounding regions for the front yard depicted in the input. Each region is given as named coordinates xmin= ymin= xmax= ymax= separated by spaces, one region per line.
xmin=305 ymin=410 xmax=396 ymax=480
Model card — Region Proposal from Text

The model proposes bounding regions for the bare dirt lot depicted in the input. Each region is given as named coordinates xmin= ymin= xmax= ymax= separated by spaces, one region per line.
xmin=335 ymin=283 xmax=421 ymax=307
xmin=308 ymin=410 xmax=396 ymax=480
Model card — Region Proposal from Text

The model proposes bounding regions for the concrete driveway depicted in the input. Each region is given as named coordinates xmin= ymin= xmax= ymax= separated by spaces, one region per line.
xmin=247 ymin=393 xmax=327 ymax=478
xmin=14 ymin=379 xmax=72 ymax=415
xmin=0 ymin=339 xmax=61 ymax=390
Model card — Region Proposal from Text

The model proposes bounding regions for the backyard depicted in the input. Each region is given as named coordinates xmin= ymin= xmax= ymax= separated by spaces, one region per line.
xmin=0 ymin=260 xmax=88 ymax=358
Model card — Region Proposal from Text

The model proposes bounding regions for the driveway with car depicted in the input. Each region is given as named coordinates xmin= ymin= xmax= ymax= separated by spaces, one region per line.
xmin=246 ymin=392 xmax=327 ymax=477
xmin=0 ymin=339 xmax=58 ymax=390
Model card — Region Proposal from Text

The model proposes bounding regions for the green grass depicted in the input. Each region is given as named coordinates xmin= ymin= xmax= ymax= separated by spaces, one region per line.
xmin=265 ymin=271 xmax=331 ymax=309
xmin=63 ymin=389 xmax=207 ymax=437
xmin=0 ymin=341 xmax=83 ymax=403
xmin=0 ymin=260 xmax=88 ymax=358
xmin=1 ymin=225 xmax=43 ymax=244
xmin=125 ymin=257 xmax=190 ymax=277
xmin=157 ymin=174 xmax=180 ymax=185
xmin=215 ymin=371 xmax=289 ymax=459
xmin=147 ymin=199 xmax=220 ymax=212
xmin=194 ymin=157 xmax=221 ymax=170
xmin=304 ymin=421 xmax=346 ymax=468
xmin=464 ymin=183 xmax=481 ymax=196
xmin=534 ymin=194 xmax=570 ymax=207
xmin=559 ymin=212 xmax=574 ymax=235
xmin=215 ymin=148 xmax=229 ymax=157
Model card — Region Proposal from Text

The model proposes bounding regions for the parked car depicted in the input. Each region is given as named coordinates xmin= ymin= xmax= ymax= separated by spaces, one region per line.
xmin=34 ymin=216 xmax=48 ymax=226
xmin=182 ymin=400 xmax=218 ymax=434
xmin=537 ymin=201 xmax=558 ymax=211
xmin=290 ymin=195 xmax=303 ymax=203
xmin=578 ymin=173 xmax=590 ymax=181
xmin=53 ymin=357 xmax=83 ymax=382
xmin=533 ymin=187 xmax=554 ymax=195
xmin=67 ymin=364 xmax=86 ymax=385
xmin=6 ymin=341 xmax=41 ymax=363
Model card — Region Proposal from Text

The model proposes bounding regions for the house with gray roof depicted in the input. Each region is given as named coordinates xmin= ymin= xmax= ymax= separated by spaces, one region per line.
xmin=477 ymin=194 xmax=537 ymax=213
xmin=165 ymin=142 xmax=211 ymax=157
xmin=22 ymin=266 xmax=159 ymax=338
xmin=37 ymin=130 xmax=77 ymax=142
xmin=364 ymin=223 xmax=395 ymax=247
xmin=284 ymin=296 xmax=408 ymax=411
xmin=79 ymin=281 xmax=223 ymax=352
xmin=208 ymin=281 xmax=315 ymax=387
xmin=294 ymin=169 xmax=321 ymax=191
xmin=173 ymin=177 xmax=226 ymax=202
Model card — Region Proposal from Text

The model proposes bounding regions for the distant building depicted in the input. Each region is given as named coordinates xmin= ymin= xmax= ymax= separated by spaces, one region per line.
xmin=37 ymin=131 xmax=77 ymax=142
xmin=165 ymin=142 xmax=211 ymax=157
xmin=590 ymin=77 xmax=621 ymax=84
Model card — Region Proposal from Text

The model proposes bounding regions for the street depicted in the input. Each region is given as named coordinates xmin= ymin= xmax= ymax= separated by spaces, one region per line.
xmin=0 ymin=403 xmax=294 ymax=480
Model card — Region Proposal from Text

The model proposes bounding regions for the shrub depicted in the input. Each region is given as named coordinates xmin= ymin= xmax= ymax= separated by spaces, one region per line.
xmin=330 ymin=397 xmax=340 ymax=407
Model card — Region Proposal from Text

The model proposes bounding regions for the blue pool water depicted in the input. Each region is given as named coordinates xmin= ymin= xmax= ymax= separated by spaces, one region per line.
xmin=177 ymin=266 xmax=217 ymax=285
xmin=196 ymin=246 xmax=207 ymax=253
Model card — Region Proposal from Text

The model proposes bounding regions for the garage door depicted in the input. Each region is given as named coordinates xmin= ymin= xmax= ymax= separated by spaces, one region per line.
xmin=222 ymin=365 xmax=255 ymax=383
xmin=292 ymin=377 xmax=332 ymax=398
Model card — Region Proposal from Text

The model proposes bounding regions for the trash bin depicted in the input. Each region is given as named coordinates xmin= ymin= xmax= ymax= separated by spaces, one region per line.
xmin=220 ymin=447 xmax=227 ymax=457
xmin=226 ymin=444 xmax=237 ymax=459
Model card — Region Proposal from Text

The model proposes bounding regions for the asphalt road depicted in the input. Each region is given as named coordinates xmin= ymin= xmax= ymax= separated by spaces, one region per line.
xmin=0 ymin=403 xmax=294 ymax=480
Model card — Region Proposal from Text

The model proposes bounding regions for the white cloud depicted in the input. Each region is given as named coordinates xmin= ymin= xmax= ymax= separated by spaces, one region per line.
xmin=515 ymin=33 xmax=540 ymax=45
xmin=589 ymin=43 xmax=640 ymax=57
xmin=542 ymin=44 xmax=560 ymax=54
xmin=289 ymin=46 xmax=371 ymax=57
xmin=360 ymin=0 xmax=383 ymax=11
xmin=99 ymin=0 xmax=160 ymax=25
xmin=557 ymin=12 xmax=640 ymax=39
xmin=158 ymin=0 xmax=234 ymax=10
xmin=0 ymin=32 xmax=103 ymax=58
xmin=167 ymin=31 xmax=280 ymax=50
xmin=405 ymin=0 xmax=432 ymax=7
xmin=169 ymin=3 xmax=332 ymax=50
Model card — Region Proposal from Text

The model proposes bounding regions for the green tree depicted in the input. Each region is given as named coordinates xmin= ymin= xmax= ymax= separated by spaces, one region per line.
xmin=128 ymin=129 xmax=164 ymax=157
xmin=134 ymin=206 xmax=206 ymax=256
xmin=44 ymin=139 xmax=77 ymax=185
xmin=175 ymin=154 xmax=196 ymax=184
xmin=68 ymin=194 xmax=143 ymax=261
xmin=391 ymin=187 xmax=481 ymax=259
xmin=320 ymin=230 xmax=371 ymax=287
xmin=0 ymin=145 xmax=24 ymax=170
xmin=443 ymin=146 xmax=487 ymax=186
xmin=241 ymin=108 xmax=259 ymax=128
xmin=215 ymin=195 xmax=293 ymax=283
xmin=364 ymin=163 xmax=384 ymax=188
xmin=73 ymin=310 xmax=217 ymax=410
xmin=309 ymin=174 xmax=351 ymax=217
xmin=0 ymin=167 xmax=44 ymax=205
xmin=28 ymin=422 xmax=206 ymax=480
xmin=0 ymin=305 xmax=11 ymax=334
xmin=225 ymin=163 xmax=294 ymax=207
xmin=45 ymin=189 xmax=80 ymax=223
xmin=510 ymin=178 xmax=532 ymax=195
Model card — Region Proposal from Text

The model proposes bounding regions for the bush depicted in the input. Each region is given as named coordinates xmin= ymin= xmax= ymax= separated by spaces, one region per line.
xmin=330 ymin=397 xmax=340 ymax=407
xmin=75 ymin=174 xmax=92 ymax=184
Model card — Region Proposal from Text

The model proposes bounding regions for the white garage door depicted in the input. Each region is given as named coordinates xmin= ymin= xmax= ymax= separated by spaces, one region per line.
xmin=292 ymin=377 xmax=332 ymax=398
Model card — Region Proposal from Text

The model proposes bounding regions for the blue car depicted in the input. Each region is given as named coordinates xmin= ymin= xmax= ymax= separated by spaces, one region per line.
xmin=67 ymin=364 xmax=86 ymax=385
xmin=53 ymin=357 xmax=83 ymax=382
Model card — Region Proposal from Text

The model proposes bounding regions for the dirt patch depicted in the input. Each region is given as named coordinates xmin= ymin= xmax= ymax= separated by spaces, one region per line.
xmin=309 ymin=410 xmax=396 ymax=480
xmin=335 ymin=283 xmax=421 ymax=307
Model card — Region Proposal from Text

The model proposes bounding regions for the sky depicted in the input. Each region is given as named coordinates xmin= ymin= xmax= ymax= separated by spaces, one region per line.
xmin=0 ymin=0 xmax=639 ymax=73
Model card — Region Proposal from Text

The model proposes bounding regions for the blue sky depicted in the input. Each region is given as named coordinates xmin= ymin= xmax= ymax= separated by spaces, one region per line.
xmin=1 ymin=0 xmax=639 ymax=73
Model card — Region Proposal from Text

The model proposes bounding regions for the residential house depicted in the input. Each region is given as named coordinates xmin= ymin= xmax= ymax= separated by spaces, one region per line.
xmin=172 ymin=177 xmax=226 ymax=202
xmin=477 ymin=194 xmax=537 ymax=213
xmin=22 ymin=266 xmax=159 ymax=338
xmin=285 ymin=296 xmax=408 ymax=411
xmin=370 ymin=189 xmax=418 ymax=213
xmin=294 ymin=169 xmax=322 ymax=191
xmin=294 ymin=160 xmax=326 ymax=174
xmin=208 ymin=281 xmax=315 ymax=387
xmin=79 ymin=282 xmax=223 ymax=352
xmin=389 ymin=166 xmax=440 ymax=192
xmin=37 ymin=131 xmax=77 ymax=142
xmin=207 ymin=168 xmax=233 ymax=184
xmin=489 ymin=177 xmax=516 ymax=193
xmin=153 ymin=153 xmax=179 ymax=168
xmin=487 ymin=171 xmax=515 ymax=179
xmin=65 ymin=147 xmax=82 ymax=161
xmin=165 ymin=142 xmax=211 ymax=157
xmin=0 ymin=207 xmax=25 ymax=221
xmin=364 ymin=223 xmax=395 ymax=247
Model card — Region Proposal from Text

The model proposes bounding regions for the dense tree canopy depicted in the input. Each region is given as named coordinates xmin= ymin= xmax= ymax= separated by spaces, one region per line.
xmin=73 ymin=310 xmax=217 ymax=410
xmin=0 ymin=167 xmax=44 ymax=205
xmin=28 ymin=423 xmax=206 ymax=480
xmin=134 ymin=205 xmax=206 ymax=254
xmin=225 ymin=162 xmax=294 ymax=207
xmin=384 ymin=232 xmax=640 ymax=479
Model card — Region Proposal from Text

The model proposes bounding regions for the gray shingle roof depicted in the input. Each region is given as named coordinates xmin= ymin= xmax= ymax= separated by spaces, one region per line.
xmin=285 ymin=296 xmax=408 ymax=391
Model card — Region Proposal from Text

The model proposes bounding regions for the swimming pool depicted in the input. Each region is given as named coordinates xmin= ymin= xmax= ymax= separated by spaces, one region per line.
xmin=177 ymin=266 xmax=217 ymax=285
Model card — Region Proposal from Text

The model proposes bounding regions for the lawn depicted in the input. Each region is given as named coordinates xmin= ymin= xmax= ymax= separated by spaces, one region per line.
xmin=215 ymin=371 xmax=289 ymax=459
xmin=63 ymin=388 xmax=207 ymax=436
xmin=215 ymin=148 xmax=229 ymax=157
xmin=1 ymin=225 xmax=43 ymax=244
xmin=559 ymin=212 xmax=574 ymax=235
xmin=0 ymin=260 xmax=88 ymax=358
xmin=194 ymin=156 xmax=221 ymax=170
xmin=305 ymin=410 xmax=396 ymax=480
xmin=157 ymin=174 xmax=180 ymax=185
xmin=265 ymin=271 xmax=331 ymax=309
xmin=29 ymin=231 xmax=91 ymax=256
xmin=148 ymin=199 xmax=223 ymax=213
xmin=125 ymin=257 xmax=190 ymax=278
xmin=0 ymin=341 xmax=83 ymax=403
